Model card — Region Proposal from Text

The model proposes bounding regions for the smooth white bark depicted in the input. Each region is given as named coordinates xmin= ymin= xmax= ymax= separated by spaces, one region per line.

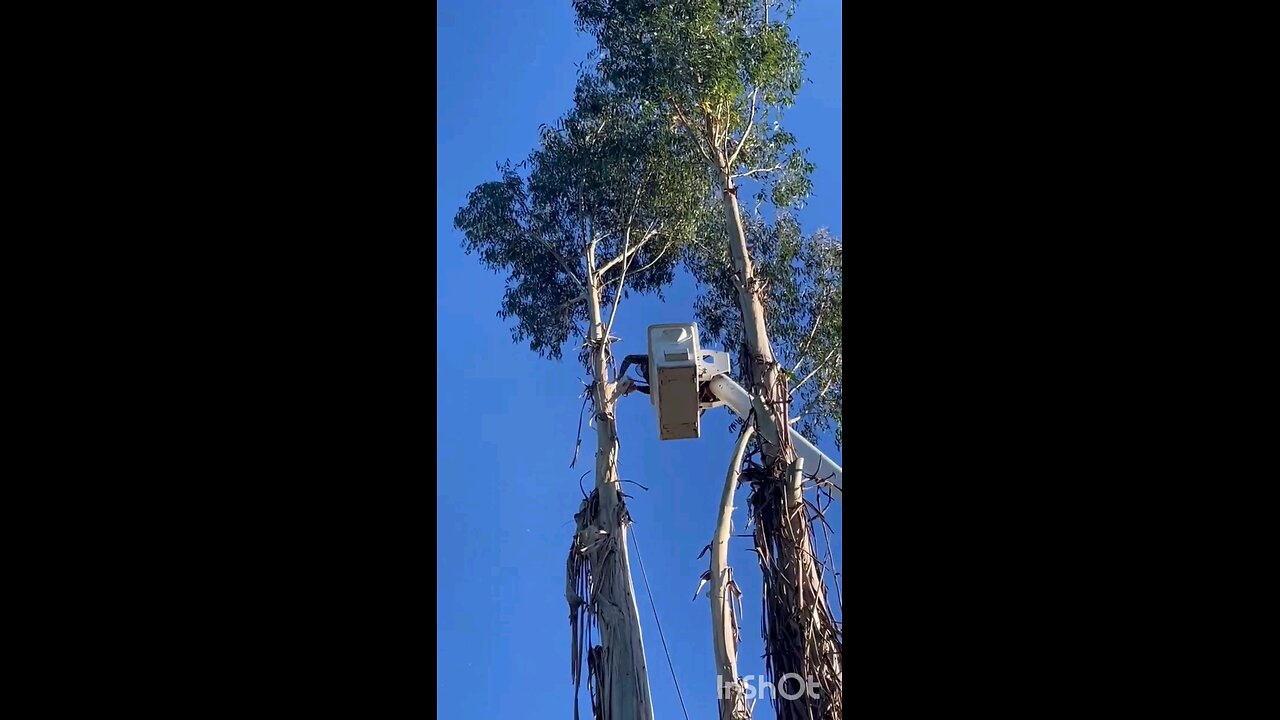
xmin=717 ymin=169 xmax=843 ymax=719
xmin=580 ymin=248 xmax=654 ymax=720
xmin=710 ymin=426 xmax=754 ymax=720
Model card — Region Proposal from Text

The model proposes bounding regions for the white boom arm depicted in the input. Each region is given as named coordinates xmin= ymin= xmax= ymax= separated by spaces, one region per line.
xmin=644 ymin=322 xmax=842 ymax=501
xmin=706 ymin=374 xmax=843 ymax=501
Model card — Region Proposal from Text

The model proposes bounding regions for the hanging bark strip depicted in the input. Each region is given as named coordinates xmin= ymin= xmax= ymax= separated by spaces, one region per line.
xmin=566 ymin=234 xmax=655 ymax=720
xmin=720 ymin=175 xmax=843 ymax=720
xmin=564 ymin=3 xmax=842 ymax=713
xmin=456 ymin=73 xmax=699 ymax=720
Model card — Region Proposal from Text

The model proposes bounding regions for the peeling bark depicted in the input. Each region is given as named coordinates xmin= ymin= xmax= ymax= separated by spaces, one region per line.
xmin=719 ymin=171 xmax=843 ymax=720
xmin=567 ymin=255 xmax=654 ymax=720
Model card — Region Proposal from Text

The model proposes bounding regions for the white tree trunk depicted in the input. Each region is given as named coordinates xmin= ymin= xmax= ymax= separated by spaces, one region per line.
xmin=710 ymin=426 xmax=754 ymax=720
xmin=569 ymin=265 xmax=654 ymax=720
xmin=718 ymin=173 xmax=843 ymax=719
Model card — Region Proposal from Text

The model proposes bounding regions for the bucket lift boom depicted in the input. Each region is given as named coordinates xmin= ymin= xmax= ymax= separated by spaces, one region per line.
xmin=641 ymin=323 xmax=843 ymax=500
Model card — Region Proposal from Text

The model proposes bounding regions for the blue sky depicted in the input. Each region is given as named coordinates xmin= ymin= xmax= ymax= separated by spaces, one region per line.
xmin=436 ymin=2 xmax=842 ymax=717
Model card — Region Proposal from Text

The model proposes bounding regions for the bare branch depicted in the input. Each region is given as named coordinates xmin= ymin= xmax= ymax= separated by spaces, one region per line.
xmin=790 ymin=313 xmax=823 ymax=373
xmin=791 ymin=376 xmax=837 ymax=422
xmin=586 ymin=118 xmax=609 ymax=143
xmin=616 ymin=174 xmax=648 ymax=262
xmin=597 ymin=226 xmax=659 ymax=276
xmin=703 ymin=104 xmax=725 ymax=170
xmin=513 ymin=191 xmax=585 ymax=287
xmin=603 ymin=227 xmax=635 ymax=342
xmin=622 ymin=238 xmax=675 ymax=281
xmin=669 ymin=98 xmax=716 ymax=165
xmin=726 ymin=87 xmax=759 ymax=168
xmin=731 ymin=163 xmax=783 ymax=181
xmin=536 ymin=239 xmax=584 ymax=287
xmin=792 ymin=348 xmax=838 ymax=392
xmin=602 ymin=217 xmax=660 ymax=341
xmin=583 ymin=208 xmax=600 ymax=342
xmin=716 ymin=99 xmax=729 ymax=155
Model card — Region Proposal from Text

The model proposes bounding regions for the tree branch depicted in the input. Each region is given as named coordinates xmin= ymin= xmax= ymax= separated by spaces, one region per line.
xmin=726 ymin=87 xmax=759 ymax=168
xmin=715 ymin=99 xmax=727 ymax=156
xmin=586 ymin=118 xmax=609 ymax=143
xmin=792 ymin=348 xmax=837 ymax=392
xmin=790 ymin=313 xmax=823 ymax=373
xmin=597 ymin=227 xmax=659 ymax=276
xmin=619 ymin=174 xmax=648 ymax=252
xmin=731 ymin=163 xmax=783 ymax=181
xmin=790 ymin=377 xmax=837 ymax=425
xmin=623 ymin=238 xmax=675 ymax=281
xmin=539 ymin=238 xmax=584 ymax=287
xmin=670 ymin=98 xmax=715 ymax=165
xmin=603 ymin=227 xmax=635 ymax=343
xmin=583 ymin=197 xmax=597 ymax=263
xmin=703 ymin=104 xmax=724 ymax=171
xmin=559 ymin=289 xmax=589 ymax=310
xmin=515 ymin=192 xmax=584 ymax=287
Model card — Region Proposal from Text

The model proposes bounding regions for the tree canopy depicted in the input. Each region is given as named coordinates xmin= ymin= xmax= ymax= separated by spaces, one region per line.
xmin=573 ymin=0 xmax=814 ymax=207
xmin=454 ymin=72 xmax=711 ymax=362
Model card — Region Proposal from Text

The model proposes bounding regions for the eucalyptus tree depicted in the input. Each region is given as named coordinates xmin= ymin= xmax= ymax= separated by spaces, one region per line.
xmin=689 ymin=215 xmax=842 ymax=449
xmin=572 ymin=2 xmax=843 ymax=717
xmin=453 ymin=73 xmax=706 ymax=720
xmin=690 ymin=213 xmax=843 ymax=720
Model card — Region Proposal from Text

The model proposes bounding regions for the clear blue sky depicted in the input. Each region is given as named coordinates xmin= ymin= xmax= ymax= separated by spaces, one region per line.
xmin=436 ymin=2 xmax=842 ymax=717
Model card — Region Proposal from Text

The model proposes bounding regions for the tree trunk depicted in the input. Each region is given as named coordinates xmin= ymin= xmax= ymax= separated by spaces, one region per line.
xmin=718 ymin=174 xmax=843 ymax=720
xmin=568 ymin=271 xmax=654 ymax=720
xmin=711 ymin=426 xmax=754 ymax=720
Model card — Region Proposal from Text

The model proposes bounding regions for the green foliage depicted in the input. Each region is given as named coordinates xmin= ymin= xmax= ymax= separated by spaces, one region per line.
xmin=574 ymin=6 xmax=845 ymax=704
xmin=455 ymin=163 xmax=585 ymax=360
xmin=574 ymin=0 xmax=813 ymax=209
xmin=572 ymin=0 xmax=838 ymax=437
xmin=686 ymin=215 xmax=843 ymax=448
xmin=454 ymin=71 xmax=710 ymax=364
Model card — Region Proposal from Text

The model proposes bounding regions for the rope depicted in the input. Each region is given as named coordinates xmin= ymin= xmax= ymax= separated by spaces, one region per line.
xmin=630 ymin=527 xmax=690 ymax=720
